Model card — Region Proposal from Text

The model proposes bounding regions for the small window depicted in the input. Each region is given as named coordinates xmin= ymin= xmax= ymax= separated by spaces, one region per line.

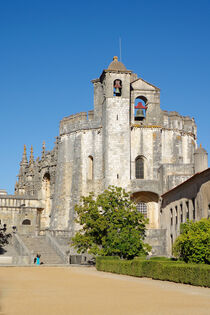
xmin=113 ymin=79 xmax=122 ymax=96
xmin=192 ymin=198 xmax=196 ymax=220
xmin=170 ymin=208 xmax=173 ymax=226
xmin=136 ymin=202 xmax=147 ymax=218
xmin=180 ymin=204 xmax=183 ymax=223
xmin=22 ymin=219 xmax=31 ymax=225
xmin=170 ymin=234 xmax=173 ymax=251
xmin=88 ymin=156 xmax=93 ymax=180
xmin=135 ymin=157 xmax=144 ymax=179
xmin=175 ymin=206 xmax=178 ymax=225
xmin=186 ymin=201 xmax=189 ymax=220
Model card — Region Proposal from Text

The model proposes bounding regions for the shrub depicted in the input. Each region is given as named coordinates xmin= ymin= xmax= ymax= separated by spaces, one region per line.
xmin=0 ymin=224 xmax=11 ymax=249
xmin=133 ymin=256 xmax=147 ymax=261
xmin=149 ymin=256 xmax=171 ymax=261
xmin=173 ymin=218 xmax=210 ymax=264
xmin=96 ymin=257 xmax=210 ymax=287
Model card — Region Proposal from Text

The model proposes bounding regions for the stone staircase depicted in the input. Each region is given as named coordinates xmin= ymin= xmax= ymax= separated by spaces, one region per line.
xmin=0 ymin=235 xmax=18 ymax=264
xmin=0 ymin=237 xmax=18 ymax=257
xmin=20 ymin=235 xmax=65 ymax=264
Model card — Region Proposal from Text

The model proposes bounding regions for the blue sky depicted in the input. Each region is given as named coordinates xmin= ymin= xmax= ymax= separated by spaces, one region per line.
xmin=0 ymin=0 xmax=210 ymax=194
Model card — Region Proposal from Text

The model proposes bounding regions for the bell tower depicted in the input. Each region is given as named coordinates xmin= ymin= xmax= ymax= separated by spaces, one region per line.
xmin=100 ymin=56 xmax=132 ymax=188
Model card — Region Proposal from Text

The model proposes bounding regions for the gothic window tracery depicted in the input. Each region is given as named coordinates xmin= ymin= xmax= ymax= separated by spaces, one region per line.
xmin=135 ymin=157 xmax=144 ymax=179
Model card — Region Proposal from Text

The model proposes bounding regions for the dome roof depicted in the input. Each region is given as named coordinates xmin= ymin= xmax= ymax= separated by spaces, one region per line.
xmin=107 ymin=56 xmax=127 ymax=71
xmin=195 ymin=144 xmax=207 ymax=154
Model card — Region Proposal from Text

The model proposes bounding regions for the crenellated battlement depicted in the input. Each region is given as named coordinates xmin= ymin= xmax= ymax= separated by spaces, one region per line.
xmin=59 ymin=110 xmax=101 ymax=135
xmin=61 ymin=112 xmax=87 ymax=123
xmin=162 ymin=110 xmax=196 ymax=135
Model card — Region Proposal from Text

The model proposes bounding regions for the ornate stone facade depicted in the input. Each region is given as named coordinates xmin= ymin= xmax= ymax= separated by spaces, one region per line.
xmin=1 ymin=57 xmax=209 ymax=256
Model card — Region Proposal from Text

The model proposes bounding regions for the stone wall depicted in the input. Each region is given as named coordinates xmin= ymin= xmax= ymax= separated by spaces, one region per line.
xmin=146 ymin=229 xmax=167 ymax=256
xmin=0 ymin=195 xmax=40 ymax=234
xmin=8 ymin=57 xmax=203 ymax=257
xmin=161 ymin=168 xmax=210 ymax=255
xmin=48 ymin=58 xmax=198 ymax=250
xmin=50 ymin=126 xmax=104 ymax=232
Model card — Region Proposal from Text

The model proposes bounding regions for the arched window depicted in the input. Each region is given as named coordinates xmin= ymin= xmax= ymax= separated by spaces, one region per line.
xmin=136 ymin=202 xmax=147 ymax=218
xmin=135 ymin=157 xmax=144 ymax=179
xmin=180 ymin=204 xmax=183 ymax=223
xmin=88 ymin=156 xmax=93 ymax=180
xmin=22 ymin=219 xmax=31 ymax=225
xmin=170 ymin=208 xmax=173 ymax=225
xmin=42 ymin=173 xmax=51 ymax=203
xmin=134 ymin=96 xmax=147 ymax=121
xmin=113 ymin=79 xmax=122 ymax=96
xmin=41 ymin=173 xmax=51 ymax=228
xmin=175 ymin=206 xmax=178 ymax=225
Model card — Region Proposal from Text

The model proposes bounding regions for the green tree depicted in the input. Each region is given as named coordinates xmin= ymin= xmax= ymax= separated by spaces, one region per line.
xmin=173 ymin=218 xmax=210 ymax=264
xmin=0 ymin=224 xmax=11 ymax=251
xmin=72 ymin=186 xmax=151 ymax=259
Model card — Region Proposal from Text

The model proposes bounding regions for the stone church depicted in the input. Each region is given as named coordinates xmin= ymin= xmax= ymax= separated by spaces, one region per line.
xmin=0 ymin=57 xmax=209 ymax=260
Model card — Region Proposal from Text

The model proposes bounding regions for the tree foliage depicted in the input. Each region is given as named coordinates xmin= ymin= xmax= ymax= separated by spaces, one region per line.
xmin=0 ymin=224 xmax=11 ymax=249
xmin=173 ymin=218 xmax=210 ymax=264
xmin=72 ymin=186 xmax=151 ymax=259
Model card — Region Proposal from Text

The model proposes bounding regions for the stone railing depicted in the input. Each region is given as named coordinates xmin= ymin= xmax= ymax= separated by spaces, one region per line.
xmin=45 ymin=231 xmax=69 ymax=264
xmin=0 ymin=195 xmax=38 ymax=208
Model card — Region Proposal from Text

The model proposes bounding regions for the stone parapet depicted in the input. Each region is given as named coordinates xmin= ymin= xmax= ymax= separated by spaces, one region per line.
xmin=130 ymin=179 xmax=162 ymax=196
xmin=0 ymin=195 xmax=40 ymax=208
xmin=0 ymin=189 xmax=7 ymax=195
xmin=162 ymin=110 xmax=196 ymax=136
xmin=60 ymin=113 xmax=101 ymax=135
xmin=159 ymin=163 xmax=194 ymax=192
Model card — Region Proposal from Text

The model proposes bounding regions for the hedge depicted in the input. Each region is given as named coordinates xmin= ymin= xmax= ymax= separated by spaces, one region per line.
xmin=96 ymin=257 xmax=210 ymax=287
xmin=96 ymin=256 xmax=120 ymax=261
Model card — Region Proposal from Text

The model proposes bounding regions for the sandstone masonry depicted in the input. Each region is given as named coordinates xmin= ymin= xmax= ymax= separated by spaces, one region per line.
xmin=1 ymin=57 xmax=209 ymax=256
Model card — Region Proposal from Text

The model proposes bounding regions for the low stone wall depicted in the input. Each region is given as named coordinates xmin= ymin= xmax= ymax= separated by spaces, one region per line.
xmin=12 ymin=233 xmax=32 ymax=264
xmin=45 ymin=231 xmax=69 ymax=263
xmin=145 ymin=229 xmax=167 ymax=256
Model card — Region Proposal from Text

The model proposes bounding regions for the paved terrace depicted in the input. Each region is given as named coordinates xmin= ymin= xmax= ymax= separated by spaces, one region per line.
xmin=0 ymin=266 xmax=209 ymax=315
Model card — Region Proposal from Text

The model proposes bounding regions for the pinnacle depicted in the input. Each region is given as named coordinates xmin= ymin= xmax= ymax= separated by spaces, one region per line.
xmin=29 ymin=145 xmax=34 ymax=165
xmin=20 ymin=144 xmax=28 ymax=166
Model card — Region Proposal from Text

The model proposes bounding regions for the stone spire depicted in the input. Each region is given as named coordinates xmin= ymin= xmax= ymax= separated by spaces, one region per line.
xmin=20 ymin=144 xmax=28 ymax=166
xmin=42 ymin=141 xmax=46 ymax=159
xmin=194 ymin=143 xmax=208 ymax=173
xmin=29 ymin=145 xmax=34 ymax=165
xmin=18 ymin=145 xmax=28 ymax=185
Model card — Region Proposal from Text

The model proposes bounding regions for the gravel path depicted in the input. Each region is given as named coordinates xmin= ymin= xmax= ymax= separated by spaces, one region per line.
xmin=0 ymin=266 xmax=209 ymax=315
